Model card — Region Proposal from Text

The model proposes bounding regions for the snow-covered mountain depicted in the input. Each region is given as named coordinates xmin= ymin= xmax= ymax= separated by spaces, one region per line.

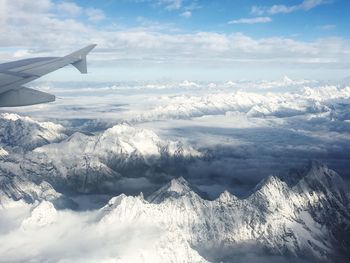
xmin=0 ymin=172 xmax=74 ymax=209
xmin=127 ymin=85 xmax=350 ymax=122
xmin=0 ymin=102 xmax=349 ymax=262
xmin=1 ymin=162 xmax=348 ymax=262
xmin=0 ymin=114 xmax=348 ymax=261
xmin=33 ymin=123 xmax=199 ymax=166
xmin=0 ymin=147 xmax=8 ymax=158
xmin=0 ymin=122 xmax=200 ymax=195
xmin=0 ymin=154 xmax=75 ymax=209
xmin=108 ymin=163 xmax=350 ymax=262
xmin=97 ymin=162 xmax=350 ymax=262
xmin=0 ymin=113 xmax=67 ymax=152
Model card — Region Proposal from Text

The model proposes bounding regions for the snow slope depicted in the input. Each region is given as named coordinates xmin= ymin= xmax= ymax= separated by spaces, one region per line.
xmin=97 ymin=162 xmax=350 ymax=262
xmin=0 ymin=113 xmax=67 ymax=151
xmin=13 ymin=123 xmax=201 ymax=194
xmin=1 ymin=162 xmax=348 ymax=263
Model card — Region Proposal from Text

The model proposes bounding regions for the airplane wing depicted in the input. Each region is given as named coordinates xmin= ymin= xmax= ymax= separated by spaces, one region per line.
xmin=0 ymin=44 xmax=96 ymax=107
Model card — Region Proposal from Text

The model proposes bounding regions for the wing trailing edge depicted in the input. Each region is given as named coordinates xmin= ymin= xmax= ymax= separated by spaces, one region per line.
xmin=0 ymin=87 xmax=55 ymax=107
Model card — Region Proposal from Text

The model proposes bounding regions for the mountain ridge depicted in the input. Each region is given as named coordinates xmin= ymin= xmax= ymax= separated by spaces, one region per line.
xmin=0 ymin=113 xmax=349 ymax=262
xmin=1 ymin=159 xmax=349 ymax=262
xmin=95 ymin=162 xmax=350 ymax=262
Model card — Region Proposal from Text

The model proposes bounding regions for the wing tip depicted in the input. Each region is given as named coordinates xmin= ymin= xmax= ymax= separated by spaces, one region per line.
xmin=69 ymin=44 xmax=97 ymax=74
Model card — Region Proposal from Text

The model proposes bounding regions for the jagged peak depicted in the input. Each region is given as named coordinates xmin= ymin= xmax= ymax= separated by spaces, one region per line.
xmin=279 ymin=161 xmax=347 ymax=204
xmin=0 ymin=113 xmax=22 ymax=121
xmin=256 ymin=175 xmax=287 ymax=191
xmin=147 ymin=176 xmax=196 ymax=204
xmin=0 ymin=112 xmax=64 ymax=130
xmin=0 ymin=113 xmax=39 ymax=127
xmin=249 ymin=175 xmax=289 ymax=200
xmin=287 ymin=161 xmax=340 ymax=185
xmin=99 ymin=194 xmax=148 ymax=221
xmin=217 ymin=190 xmax=237 ymax=203
xmin=104 ymin=123 xmax=158 ymax=139
xmin=167 ymin=176 xmax=192 ymax=194
xmin=281 ymin=161 xmax=332 ymax=186
xmin=105 ymin=192 xmax=147 ymax=208
xmin=0 ymin=147 xmax=8 ymax=157
xmin=106 ymin=194 xmax=128 ymax=208
xmin=98 ymin=124 xmax=163 ymax=159
xmin=306 ymin=160 xmax=332 ymax=176
xmin=307 ymin=159 xmax=326 ymax=169
xmin=0 ymin=112 xmax=66 ymax=151
xmin=299 ymin=160 xmax=345 ymax=191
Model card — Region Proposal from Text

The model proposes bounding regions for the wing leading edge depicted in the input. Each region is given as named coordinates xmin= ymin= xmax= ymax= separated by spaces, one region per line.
xmin=0 ymin=44 xmax=96 ymax=107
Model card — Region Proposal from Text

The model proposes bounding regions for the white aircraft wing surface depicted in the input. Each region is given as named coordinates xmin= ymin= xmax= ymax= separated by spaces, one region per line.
xmin=0 ymin=44 xmax=96 ymax=107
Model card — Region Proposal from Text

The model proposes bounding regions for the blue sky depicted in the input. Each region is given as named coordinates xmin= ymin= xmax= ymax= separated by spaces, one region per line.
xmin=0 ymin=0 xmax=350 ymax=80
xmin=71 ymin=0 xmax=349 ymax=39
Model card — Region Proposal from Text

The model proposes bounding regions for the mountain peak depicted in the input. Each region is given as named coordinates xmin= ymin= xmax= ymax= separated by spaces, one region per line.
xmin=0 ymin=112 xmax=67 ymax=151
xmin=249 ymin=175 xmax=290 ymax=205
xmin=280 ymin=161 xmax=348 ymax=207
xmin=282 ymin=160 xmax=335 ymax=185
xmin=307 ymin=159 xmax=326 ymax=170
xmin=1 ymin=113 xmax=21 ymax=121
xmin=147 ymin=176 xmax=194 ymax=204
xmin=217 ymin=190 xmax=237 ymax=203
xmin=106 ymin=194 xmax=128 ymax=208
xmin=285 ymin=160 xmax=342 ymax=187
xmin=255 ymin=175 xmax=287 ymax=192
xmin=298 ymin=161 xmax=346 ymax=197
xmin=307 ymin=160 xmax=333 ymax=179
xmin=168 ymin=176 xmax=192 ymax=194
xmin=100 ymin=123 xmax=162 ymax=158
xmin=104 ymin=123 xmax=158 ymax=140
xmin=0 ymin=147 xmax=8 ymax=157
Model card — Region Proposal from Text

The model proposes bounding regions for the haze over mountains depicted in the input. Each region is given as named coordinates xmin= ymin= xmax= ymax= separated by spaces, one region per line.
xmin=1 ymin=78 xmax=350 ymax=262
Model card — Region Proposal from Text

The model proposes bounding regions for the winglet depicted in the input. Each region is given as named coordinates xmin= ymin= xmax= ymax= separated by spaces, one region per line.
xmin=72 ymin=58 xmax=88 ymax=74
xmin=67 ymin=44 xmax=97 ymax=74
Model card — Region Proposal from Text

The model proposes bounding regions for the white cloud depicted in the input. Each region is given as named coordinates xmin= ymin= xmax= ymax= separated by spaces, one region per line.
xmin=228 ymin=17 xmax=272 ymax=25
xmin=158 ymin=0 xmax=183 ymax=10
xmin=0 ymin=0 xmax=349 ymax=73
xmin=300 ymin=0 xmax=328 ymax=10
xmin=13 ymin=49 xmax=31 ymax=58
xmin=57 ymin=1 xmax=82 ymax=16
xmin=251 ymin=0 xmax=328 ymax=15
xmin=318 ymin=24 xmax=336 ymax=30
xmin=12 ymin=0 xmax=53 ymax=13
xmin=128 ymin=0 xmax=184 ymax=11
xmin=180 ymin=11 xmax=192 ymax=18
xmin=0 ymin=0 xmax=105 ymax=49
xmin=85 ymin=8 xmax=105 ymax=22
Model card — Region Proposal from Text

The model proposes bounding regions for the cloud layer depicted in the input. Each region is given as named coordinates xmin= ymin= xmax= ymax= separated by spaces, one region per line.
xmin=0 ymin=0 xmax=349 ymax=76
xmin=228 ymin=17 xmax=272 ymax=25
xmin=251 ymin=0 xmax=328 ymax=15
